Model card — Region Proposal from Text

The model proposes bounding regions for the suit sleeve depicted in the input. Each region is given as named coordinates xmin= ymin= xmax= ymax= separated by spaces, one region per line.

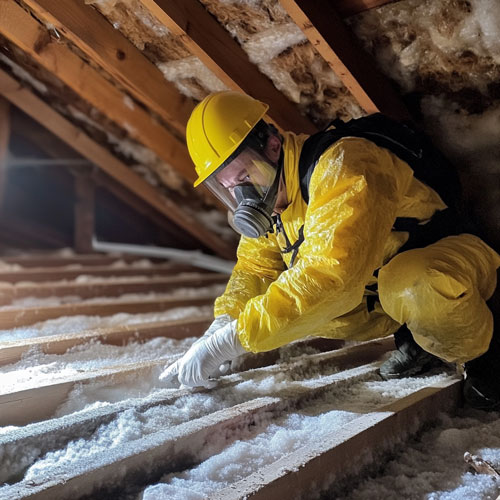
xmin=214 ymin=231 xmax=286 ymax=320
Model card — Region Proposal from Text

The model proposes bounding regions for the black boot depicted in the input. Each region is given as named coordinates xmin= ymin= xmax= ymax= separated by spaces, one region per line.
xmin=379 ymin=326 xmax=443 ymax=380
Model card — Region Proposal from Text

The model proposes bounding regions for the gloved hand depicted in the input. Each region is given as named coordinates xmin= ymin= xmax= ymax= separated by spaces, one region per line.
xmin=195 ymin=314 xmax=234 ymax=343
xmin=159 ymin=320 xmax=246 ymax=388
xmin=160 ymin=314 xmax=234 ymax=386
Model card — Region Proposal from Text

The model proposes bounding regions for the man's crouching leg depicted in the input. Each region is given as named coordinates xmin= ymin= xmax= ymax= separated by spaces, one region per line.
xmin=379 ymin=324 xmax=443 ymax=380
xmin=378 ymin=234 xmax=500 ymax=408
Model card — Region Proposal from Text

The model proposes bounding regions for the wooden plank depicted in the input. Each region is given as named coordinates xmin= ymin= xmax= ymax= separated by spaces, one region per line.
xmin=139 ymin=0 xmax=316 ymax=135
xmin=73 ymin=174 xmax=95 ymax=254
xmin=0 ymin=293 xmax=217 ymax=329
xmin=0 ymin=315 xmax=213 ymax=365
xmin=0 ymin=339 xmax=388 ymax=483
xmin=278 ymin=0 xmax=410 ymax=121
xmin=0 ymin=359 xmax=167 ymax=426
xmin=0 ymin=273 xmax=227 ymax=303
xmin=0 ymin=254 xmax=148 ymax=268
xmin=0 ymin=96 xmax=9 ymax=209
xmin=0 ymin=263 xmax=198 ymax=282
xmin=0 ymin=69 xmax=237 ymax=259
xmin=0 ymin=0 xmax=196 ymax=183
xmin=214 ymin=378 xmax=461 ymax=500
xmin=21 ymin=0 xmax=194 ymax=137
xmin=0 ymin=364 xmax=380 ymax=498
xmin=335 ymin=0 xmax=401 ymax=18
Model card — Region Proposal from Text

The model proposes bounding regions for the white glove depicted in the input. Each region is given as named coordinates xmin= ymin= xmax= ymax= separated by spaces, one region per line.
xmin=195 ymin=314 xmax=234 ymax=343
xmin=159 ymin=320 xmax=246 ymax=388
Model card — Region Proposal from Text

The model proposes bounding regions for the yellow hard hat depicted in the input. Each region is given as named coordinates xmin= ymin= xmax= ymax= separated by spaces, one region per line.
xmin=187 ymin=91 xmax=269 ymax=187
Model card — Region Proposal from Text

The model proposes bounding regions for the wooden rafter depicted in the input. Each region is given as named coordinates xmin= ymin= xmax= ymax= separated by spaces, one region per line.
xmin=279 ymin=0 xmax=410 ymax=121
xmin=139 ymin=0 xmax=317 ymax=134
xmin=0 ymin=69 xmax=236 ymax=259
xmin=335 ymin=0 xmax=402 ymax=18
xmin=20 ymin=0 xmax=194 ymax=138
xmin=0 ymin=0 xmax=196 ymax=183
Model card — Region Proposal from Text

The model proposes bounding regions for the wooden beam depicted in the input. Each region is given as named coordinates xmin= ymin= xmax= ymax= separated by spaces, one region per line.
xmin=21 ymin=0 xmax=193 ymax=138
xmin=0 ymin=340 xmax=386 ymax=483
xmin=0 ymin=96 xmax=9 ymax=209
xmin=0 ymin=273 xmax=227 ymax=303
xmin=0 ymin=294 xmax=217 ymax=329
xmin=0 ymin=359 xmax=168 ymax=426
xmin=215 ymin=379 xmax=461 ymax=500
xmin=139 ymin=0 xmax=316 ymax=135
xmin=0 ymin=69 xmax=237 ymax=259
xmin=73 ymin=174 xmax=95 ymax=253
xmin=1 ymin=364 xmax=379 ymax=496
xmin=335 ymin=0 xmax=401 ymax=18
xmin=0 ymin=315 xmax=212 ymax=365
xmin=0 ymin=0 xmax=196 ymax=182
xmin=0 ymin=254 xmax=147 ymax=268
xmin=0 ymin=263 xmax=199 ymax=282
xmin=278 ymin=0 xmax=410 ymax=121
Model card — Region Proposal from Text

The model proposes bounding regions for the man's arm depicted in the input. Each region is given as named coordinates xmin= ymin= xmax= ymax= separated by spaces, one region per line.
xmin=214 ymin=231 xmax=286 ymax=319
xmin=237 ymin=137 xmax=414 ymax=352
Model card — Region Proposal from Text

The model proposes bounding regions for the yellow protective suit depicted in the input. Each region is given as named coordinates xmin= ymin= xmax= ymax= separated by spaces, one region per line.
xmin=214 ymin=133 xmax=500 ymax=363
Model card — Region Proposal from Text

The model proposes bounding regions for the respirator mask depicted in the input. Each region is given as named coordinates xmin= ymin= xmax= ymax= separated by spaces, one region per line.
xmin=203 ymin=145 xmax=281 ymax=238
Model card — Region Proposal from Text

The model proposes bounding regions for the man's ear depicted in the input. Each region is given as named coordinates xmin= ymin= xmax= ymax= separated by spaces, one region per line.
xmin=264 ymin=134 xmax=282 ymax=163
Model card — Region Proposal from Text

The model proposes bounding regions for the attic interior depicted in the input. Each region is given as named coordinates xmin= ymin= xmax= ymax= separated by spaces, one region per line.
xmin=0 ymin=0 xmax=500 ymax=499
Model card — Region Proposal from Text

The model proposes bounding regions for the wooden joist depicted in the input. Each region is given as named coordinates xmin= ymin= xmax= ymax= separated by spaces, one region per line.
xmin=0 ymin=315 xmax=213 ymax=366
xmin=0 ymin=68 xmax=236 ymax=259
xmin=279 ymin=0 xmax=410 ymax=121
xmin=0 ymin=358 xmax=167 ymax=427
xmin=139 ymin=0 xmax=316 ymax=134
xmin=0 ymin=263 xmax=197 ymax=283
xmin=215 ymin=379 xmax=461 ymax=500
xmin=21 ymin=0 xmax=194 ymax=138
xmin=0 ymin=253 xmax=145 ymax=268
xmin=0 ymin=362 xmax=381 ymax=496
xmin=0 ymin=273 xmax=227 ymax=303
xmin=0 ymin=0 xmax=196 ymax=183
xmin=0 ymin=337 xmax=387 ymax=429
xmin=0 ymin=293 xmax=217 ymax=329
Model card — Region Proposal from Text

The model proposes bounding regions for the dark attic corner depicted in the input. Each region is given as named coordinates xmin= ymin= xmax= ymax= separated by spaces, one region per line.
xmin=0 ymin=1 xmax=499 ymax=499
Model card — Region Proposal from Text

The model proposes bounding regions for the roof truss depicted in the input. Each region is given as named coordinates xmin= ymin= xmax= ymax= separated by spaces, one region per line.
xmin=0 ymin=68 xmax=236 ymax=259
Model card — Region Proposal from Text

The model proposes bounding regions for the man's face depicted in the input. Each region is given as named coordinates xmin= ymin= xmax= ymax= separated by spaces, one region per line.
xmin=215 ymin=148 xmax=277 ymax=200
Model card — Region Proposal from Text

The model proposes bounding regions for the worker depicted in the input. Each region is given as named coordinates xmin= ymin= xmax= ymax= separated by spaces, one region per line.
xmin=161 ymin=91 xmax=500 ymax=410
